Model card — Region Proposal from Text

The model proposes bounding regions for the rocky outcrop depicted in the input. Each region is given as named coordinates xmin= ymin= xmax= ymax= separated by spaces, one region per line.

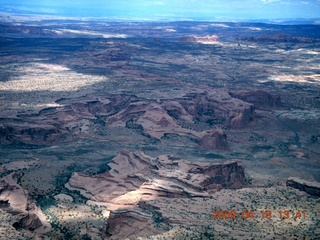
xmin=102 ymin=208 xmax=169 ymax=240
xmin=67 ymin=150 xmax=246 ymax=239
xmin=286 ymin=177 xmax=320 ymax=197
xmin=227 ymin=105 xmax=255 ymax=129
xmin=189 ymin=160 xmax=246 ymax=190
xmin=0 ymin=120 xmax=63 ymax=145
xmin=199 ymin=129 xmax=228 ymax=150
xmin=0 ymin=173 xmax=49 ymax=232
xmin=67 ymin=150 xmax=247 ymax=206
xmin=230 ymin=90 xmax=281 ymax=109
xmin=12 ymin=213 xmax=43 ymax=231
xmin=177 ymin=91 xmax=255 ymax=128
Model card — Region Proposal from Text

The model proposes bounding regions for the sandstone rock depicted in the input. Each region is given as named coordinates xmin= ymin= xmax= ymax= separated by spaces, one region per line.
xmin=0 ymin=90 xmax=256 ymax=145
xmin=0 ymin=94 xmax=132 ymax=145
xmin=0 ymin=173 xmax=47 ymax=232
xmin=199 ymin=129 xmax=228 ymax=150
xmin=67 ymin=150 xmax=247 ymax=206
xmin=230 ymin=90 xmax=281 ymax=109
xmin=13 ymin=212 xmax=43 ymax=231
xmin=179 ymin=91 xmax=255 ymax=128
xmin=189 ymin=160 xmax=246 ymax=190
xmin=68 ymin=150 xmax=246 ymax=239
xmin=286 ymin=177 xmax=320 ymax=197
xmin=161 ymin=101 xmax=193 ymax=123
xmin=102 ymin=209 xmax=168 ymax=240
xmin=228 ymin=105 xmax=255 ymax=129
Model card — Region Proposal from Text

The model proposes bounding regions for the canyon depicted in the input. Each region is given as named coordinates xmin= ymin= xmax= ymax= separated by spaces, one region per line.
xmin=0 ymin=19 xmax=319 ymax=239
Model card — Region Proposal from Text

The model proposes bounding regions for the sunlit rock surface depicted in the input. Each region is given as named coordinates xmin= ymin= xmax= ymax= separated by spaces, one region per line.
xmin=67 ymin=150 xmax=246 ymax=239
xmin=67 ymin=150 xmax=246 ymax=205
xmin=0 ymin=173 xmax=50 ymax=233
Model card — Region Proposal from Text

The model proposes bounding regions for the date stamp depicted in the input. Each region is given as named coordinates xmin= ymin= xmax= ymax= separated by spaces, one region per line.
xmin=212 ymin=209 xmax=307 ymax=220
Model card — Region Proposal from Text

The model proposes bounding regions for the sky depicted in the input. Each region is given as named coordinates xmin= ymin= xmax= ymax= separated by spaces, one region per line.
xmin=1 ymin=0 xmax=320 ymax=20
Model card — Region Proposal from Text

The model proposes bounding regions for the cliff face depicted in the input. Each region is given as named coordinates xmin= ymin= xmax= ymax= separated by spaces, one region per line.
xmin=286 ymin=177 xmax=320 ymax=197
xmin=189 ymin=161 xmax=246 ymax=190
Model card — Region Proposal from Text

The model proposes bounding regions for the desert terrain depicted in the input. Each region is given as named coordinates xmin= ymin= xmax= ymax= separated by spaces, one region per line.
xmin=0 ymin=17 xmax=319 ymax=239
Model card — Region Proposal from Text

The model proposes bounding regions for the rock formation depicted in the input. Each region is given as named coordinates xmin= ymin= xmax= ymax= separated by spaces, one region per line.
xmin=102 ymin=208 xmax=169 ymax=240
xmin=0 ymin=89 xmax=255 ymax=146
xmin=67 ymin=150 xmax=246 ymax=239
xmin=0 ymin=173 xmax=49 ymax=232
xmin=12 ymin=213 xmax=43 ymax=231
xmin=177 ymin=91 xmax=255 ymax=129
xmin=230 ymin=90 xmax=281 ymax=109
xmin=199 ymin=129 xmax=228 ymax=150
xmin=286 ymin=177 xmax=320 ymax=197
xmin=0 ymin=119 xmax=63 ymax=145
xmin=227 ymin=105 xmax=255 ymax=129
xmin=0 ymin=94 xmax=132 ymax=145
xmin=67 ymin=150 xmax=246 ymax=206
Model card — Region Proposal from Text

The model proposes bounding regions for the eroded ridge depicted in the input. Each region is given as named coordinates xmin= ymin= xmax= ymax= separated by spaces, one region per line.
xmin=66 ymin=150 xmax=246 ymax=239
xmin=0 ymin=89 xmax=256 ymax=149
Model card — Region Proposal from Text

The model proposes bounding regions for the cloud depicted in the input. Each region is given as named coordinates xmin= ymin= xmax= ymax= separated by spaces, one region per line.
xmin=261 ymin=0 xmax=280 ymax=3
xmin=2 ymin=6 xmax=57 ymax=14
xmin=153 ymin=1 xmax=165 ymax=5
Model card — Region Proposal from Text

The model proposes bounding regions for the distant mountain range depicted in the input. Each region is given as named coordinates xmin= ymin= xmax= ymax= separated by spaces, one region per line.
xmin=0 ymin=7 xmax=320 ymax=25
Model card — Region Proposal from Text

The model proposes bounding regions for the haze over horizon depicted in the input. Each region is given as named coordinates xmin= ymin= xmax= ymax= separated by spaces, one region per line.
xmin=1 ymin=0 xmax=320 ymax=21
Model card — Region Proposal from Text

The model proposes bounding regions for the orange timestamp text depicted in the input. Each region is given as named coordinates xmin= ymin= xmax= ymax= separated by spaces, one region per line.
xmin=212 ymin=209 xmax=307 ymax=220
